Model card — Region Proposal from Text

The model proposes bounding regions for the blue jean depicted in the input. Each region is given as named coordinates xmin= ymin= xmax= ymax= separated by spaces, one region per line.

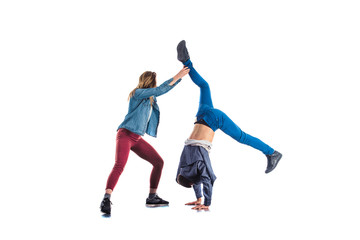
xmin=183 ymin=59 xmax=274 ymax=155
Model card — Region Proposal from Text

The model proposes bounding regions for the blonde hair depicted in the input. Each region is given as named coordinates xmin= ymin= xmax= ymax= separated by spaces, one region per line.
xmin=128 ymin=71 xmax=157 ymax=104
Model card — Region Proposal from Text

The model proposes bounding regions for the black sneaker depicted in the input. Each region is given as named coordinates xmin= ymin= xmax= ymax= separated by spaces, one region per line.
xmin=146 ymin=194 xmax=169 ymax=207
xmin=177 ymin=40 xmax=190 ymax=63
xmin=265 ymin=150 xmax=283 ymax=174
xmin=100 ymin=198 xmax=112 ymax=214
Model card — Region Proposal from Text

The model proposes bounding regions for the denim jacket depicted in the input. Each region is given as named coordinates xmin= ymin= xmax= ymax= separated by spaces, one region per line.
xmin=117 ymin=78 xmax=181 ymax=137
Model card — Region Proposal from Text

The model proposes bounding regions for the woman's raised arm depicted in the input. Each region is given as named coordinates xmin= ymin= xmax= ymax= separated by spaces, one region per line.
xmin=134 ymin=67 xmax=189 ymax=99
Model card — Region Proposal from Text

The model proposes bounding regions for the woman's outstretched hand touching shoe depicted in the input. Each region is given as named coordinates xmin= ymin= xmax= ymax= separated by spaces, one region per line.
xmin=171 ymin=66 xmax=190 ymax=85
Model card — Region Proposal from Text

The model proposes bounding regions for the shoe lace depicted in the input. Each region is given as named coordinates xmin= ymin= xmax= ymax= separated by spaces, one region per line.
xmin=154 ymin=194 xmax=162 ymax=200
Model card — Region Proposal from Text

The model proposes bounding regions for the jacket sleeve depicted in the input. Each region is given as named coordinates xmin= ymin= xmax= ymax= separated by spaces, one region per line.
xmin=197 ymin=161 xmax=213 ymax=206
xmin=193 ymin=184 xmax=203 ymax=199
xmin=133 ymin=78 xmax=181 ymax=99
xmin=201 ymin=176 xmax=213 ymax=206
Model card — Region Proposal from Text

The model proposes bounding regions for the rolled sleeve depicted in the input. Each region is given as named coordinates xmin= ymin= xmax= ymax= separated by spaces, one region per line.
xmin=193 ymin=184 xmax=203 ymax=199
xmin=202 ymin=177 xmax=212 ymax=206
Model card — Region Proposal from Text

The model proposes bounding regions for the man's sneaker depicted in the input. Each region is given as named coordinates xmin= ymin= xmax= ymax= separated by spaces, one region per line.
xmin=100 ymin=198 xmax=112 ymax=214
xmin=265 ymin=151 xmax=283 ymax=174
xmin=146 ymin=194 xmax=169 ymax=207
xmin=177 ymin=40 xmax=190 ymax=63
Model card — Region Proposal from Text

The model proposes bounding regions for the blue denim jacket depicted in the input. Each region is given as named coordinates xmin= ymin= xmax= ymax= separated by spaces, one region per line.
xmin=117 ymin=78 xmax=181 ymax=137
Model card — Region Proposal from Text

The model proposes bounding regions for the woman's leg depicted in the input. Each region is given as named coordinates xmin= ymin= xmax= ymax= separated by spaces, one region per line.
xmin=131 ymin=138 xmax=169 ymax=206
xmin=105 ymin=131 xmax=133 ymax=191
xmin=131 ymin=137 xmax=164 ymax=190
xmin=214 ymin=109 xmax=275 ymax=155
xmin=183 ymin=59 xmax=213 ymax=109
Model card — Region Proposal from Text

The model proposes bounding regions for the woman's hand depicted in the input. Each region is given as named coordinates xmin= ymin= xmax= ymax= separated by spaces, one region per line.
xmin=191 ymin=204 xmax=209 ymax=211
xmin=185 ymin=198 xmax=202 ymax=206
xmin=170 ymin=66 xmax=190 ymax=85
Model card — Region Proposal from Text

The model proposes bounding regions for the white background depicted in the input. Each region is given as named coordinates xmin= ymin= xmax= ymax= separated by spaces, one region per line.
xmin=1 ymin=0 xmax=359 ymax=239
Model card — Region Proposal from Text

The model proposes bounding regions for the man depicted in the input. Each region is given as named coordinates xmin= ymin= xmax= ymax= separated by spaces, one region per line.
xmin=175 ymin=40 xmax=282 ymax=210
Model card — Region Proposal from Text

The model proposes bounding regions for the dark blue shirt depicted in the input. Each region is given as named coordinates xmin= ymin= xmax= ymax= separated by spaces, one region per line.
xmin=176 ymin=145 xmax=216 ymax=206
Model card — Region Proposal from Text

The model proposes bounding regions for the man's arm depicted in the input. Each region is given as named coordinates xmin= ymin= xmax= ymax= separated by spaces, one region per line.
xmin=191 ymin=177 xmax=211 ymax=211
xmin=191 ymin=162 xmax=213 ymax=211
xmin=185 ymin=184 xmax=202 ymax=206
xmin=193 ymin=183 xmax=202 ymax=199
xmin=201 ymin=177 xmax=212 ymax=206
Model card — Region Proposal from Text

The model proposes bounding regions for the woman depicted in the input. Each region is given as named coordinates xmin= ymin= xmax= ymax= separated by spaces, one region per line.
xmin=101 ymin=67 xmax=189 ymax=214
xmin=175 ymin=40 xmax=282 ymax=210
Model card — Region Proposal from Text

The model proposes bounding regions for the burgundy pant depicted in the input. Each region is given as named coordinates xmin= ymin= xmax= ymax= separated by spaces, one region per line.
xmin=106 ymin=128 xmax=164 ymax=191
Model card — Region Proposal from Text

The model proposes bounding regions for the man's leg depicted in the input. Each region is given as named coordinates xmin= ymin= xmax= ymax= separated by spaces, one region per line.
xmin=183 ymin=59 xmax=214 ymax=111
xmin=214 ymin=109 xmax=275 ymax=155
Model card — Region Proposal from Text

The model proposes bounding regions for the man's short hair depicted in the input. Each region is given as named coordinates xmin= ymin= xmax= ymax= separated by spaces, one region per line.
xmin=177 ymin=174 xmax=193 ymax=188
